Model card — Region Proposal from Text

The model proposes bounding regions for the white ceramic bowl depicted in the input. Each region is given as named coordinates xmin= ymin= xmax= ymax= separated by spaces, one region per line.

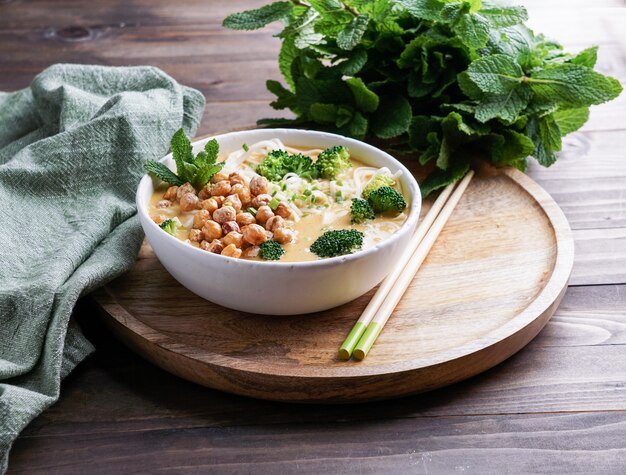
xmin=137 ymin=129 xmax=421 ymax=315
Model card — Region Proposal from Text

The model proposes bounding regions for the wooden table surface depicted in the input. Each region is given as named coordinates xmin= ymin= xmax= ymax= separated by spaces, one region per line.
xmin=3 ymin=1 xmax=626 ymax=473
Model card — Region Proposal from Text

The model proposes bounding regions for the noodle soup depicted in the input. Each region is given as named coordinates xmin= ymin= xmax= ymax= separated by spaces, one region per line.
xmin=149 ymin=138 xmax=409 ymax=262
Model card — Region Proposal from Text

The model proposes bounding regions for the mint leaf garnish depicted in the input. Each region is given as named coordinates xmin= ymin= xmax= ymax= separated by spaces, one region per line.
xmin=466 ymin=55 xmax=524 ymax=94
xmin=145 ymin=130 xmax=224 ymax=191
xmin=552 ymin=107 xmax=589 ymax=135
xmin=222 ymin=2 xmax=292 ymax=30
xmin=570 ymin=46 xmax=598 ymax=68
xmin=337 ymin=14 xmax=369 ymax=50
xmin=371 ymin=95 xmax=412 ymax=139
xmin=481 ymin=4 xmax=528 ymax=28
xmin=144 ymin=160 xmax=184 ymax=186
xmin=346 ymin=77 xmax=379 ymax=113
xmin=529 ymin=64 xmax=622 ymax=108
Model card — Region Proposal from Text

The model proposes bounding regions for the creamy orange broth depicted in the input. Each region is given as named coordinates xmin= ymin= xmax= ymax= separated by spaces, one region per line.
xmin=149 ymin=147 xmax=409 ymax=262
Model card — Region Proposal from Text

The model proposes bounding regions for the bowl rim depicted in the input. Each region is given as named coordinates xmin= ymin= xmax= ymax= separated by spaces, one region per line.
xmin=136 ymin=128 xmax=421 ymax=269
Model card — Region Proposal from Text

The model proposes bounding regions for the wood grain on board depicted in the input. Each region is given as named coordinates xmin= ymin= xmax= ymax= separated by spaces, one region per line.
xmin=10 ymin=412 xmax=626 ymax=474
xmin=3 ymin=0 xmax=626 ymax=472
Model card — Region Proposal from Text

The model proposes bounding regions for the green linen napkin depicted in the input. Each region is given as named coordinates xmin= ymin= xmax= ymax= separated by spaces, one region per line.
xmin=0 ymin=64 xmax=205 ymax=470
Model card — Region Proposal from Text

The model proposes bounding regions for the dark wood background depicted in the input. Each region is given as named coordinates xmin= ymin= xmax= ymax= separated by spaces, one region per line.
xmin=2 ymin=0 xmax=626 ymax=473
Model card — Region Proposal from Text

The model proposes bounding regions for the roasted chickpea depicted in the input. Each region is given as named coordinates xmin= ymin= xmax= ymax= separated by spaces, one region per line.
xmin=242 ymin=224 xmax=269 ymax=246
xmin=179 ymin=193 xmax=200 ymax=212
xmin=229 ymin=172 xmax=246 ymax=186
xmin=213 ymin=195 xmax=226 ymax=206
xmin=211 ymin=171 xmax=229 ymax=183
xmin=274 ymin=202 xmax=291 ymax=219
xmin=222 ymin=221 xmax=241 ymax=235
xmin=242 ymin=245 xmax=261 ymax=258
xmin=163 ymin=186 xmax=178 ymax=201
xmin=201 ymin=198 xmax=219 ymax=213
xmin=193 ymin=209 xmax=211 ymax=229
xmin=250 ymin=175 xmax=269 ymax=196
xmin=211 ymin=180 xmax=232 ymax=197
xmin=221 ymin=243 xmax=242 ymax=258
xmin=251 ymin=193 xmax=272 ymax=208
xmin=176 ymin=182 xmax=196 ymax=200
xmin=202 ymin=220 xmax=222 ymax=241
xmin=156 ymin=200 xmax=171 ymax=209
xmin=207 ymin=239 xmax=225 ymax=254
xmin=188 ymin=229 xmax=203 ymax=242
xmin=198 ymin=185 xmax=212 ymax=200
xmin=224 ymin=194 xmax=242 ymax=212
xmin=265 ymin=215 xmax=285 ymax=232
xmin=255 ymin=205 xmax=274 ymax=225
xmin=273 ymin=227 xmax=295 ymax=244
xmin=213 ymin=206 xmax=236 ymax=224
xmin=236 ymin=212 xmax=256 ymax=227
xmin=152 ymin=214 xmax=167 ymax=225
xmin=223 ymin=231 xmax=244 ymax=248
xmin=231 ymin=184 xmax=251 ymax=206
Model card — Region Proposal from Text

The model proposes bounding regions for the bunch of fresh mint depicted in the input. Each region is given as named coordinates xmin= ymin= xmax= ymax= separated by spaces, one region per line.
xmin=144 ymin=129 xmax=223 ymax=190
xmin=223 ymin=0 xmax=622 ymax=196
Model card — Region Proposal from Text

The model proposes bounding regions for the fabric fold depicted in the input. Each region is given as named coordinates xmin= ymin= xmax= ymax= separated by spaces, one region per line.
xmin=0 ymin=64 xmax=205 ymax=471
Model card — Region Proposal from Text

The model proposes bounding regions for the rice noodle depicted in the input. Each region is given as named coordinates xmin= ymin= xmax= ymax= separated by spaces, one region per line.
xmin=222 ymin=138 xmax=287 ymax=173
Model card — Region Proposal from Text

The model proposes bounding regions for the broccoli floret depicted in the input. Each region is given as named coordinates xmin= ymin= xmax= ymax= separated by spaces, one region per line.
xmin=159 ymin=219 xmax=179 ymax=236
xmin=259 ymin=240 xmax=285 ymax=260
xmin=256 ymin=150 xmax=319 ymax=181
xmin=315 ymin=146 xmax=351 ymax=180
xmin=361 ymin=174 xmax=396 ymax=199
xmin=350 ymin=198 xmax=375 ymax=224
xmin=367 ymin=186 xmax=407 ymax=214
xmin=310 ymin=229 xmax=364 ymax=258
xmin=256 ymin=150 xmax=289 ymax=181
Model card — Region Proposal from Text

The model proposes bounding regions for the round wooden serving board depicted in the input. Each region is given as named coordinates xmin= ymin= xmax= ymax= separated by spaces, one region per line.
xmin=93 ymin=166 xmax=574 ymax=403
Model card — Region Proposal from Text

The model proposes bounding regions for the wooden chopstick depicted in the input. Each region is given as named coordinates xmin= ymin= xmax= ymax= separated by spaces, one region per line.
xmin=338 ymin=174 xmax=463 ymax=360
xmin=351 ymin=170 xmax=475 ymax=361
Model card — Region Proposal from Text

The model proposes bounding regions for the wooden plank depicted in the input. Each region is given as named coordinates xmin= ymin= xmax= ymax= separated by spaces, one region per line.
xmin=571 ymin=227 xmax=626 ymax=286
xmin=537 ymin=284 xmax=626 ymax=347
xmin=9 ymin=412 xmax=626 ymax=474
xmin=0 ymin=0 xmax=266 ymax=28
xmin=527 ymin=129 xmax=626 ymax=230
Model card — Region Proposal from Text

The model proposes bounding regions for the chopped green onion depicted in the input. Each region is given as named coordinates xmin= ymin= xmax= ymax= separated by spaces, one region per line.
xmin=280 ymin=182 xmax=287 ymax=191
xmin=271 ymin=190 xmax=278 ymax=197
xmin=242 ymin=143 xmax=249 ymax=152
xmin=303 ymin=189 xmax=312 ymax=196
xmin=335 ymin=191 xmax=343 ymax=203
xmin=247 ymin=207 xmax=257 ymax=216
xmin=336 ymin=180 xmax=343 ymax=186
xmin=269 ymin=197 xmax=280 ymax=210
